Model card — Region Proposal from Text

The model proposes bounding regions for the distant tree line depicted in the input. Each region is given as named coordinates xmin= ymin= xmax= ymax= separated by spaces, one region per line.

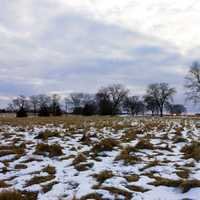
xmin=6 ymin=61 xmax=200 ymax=118
xmin=6 ymin=83 xmax=185 ymax=118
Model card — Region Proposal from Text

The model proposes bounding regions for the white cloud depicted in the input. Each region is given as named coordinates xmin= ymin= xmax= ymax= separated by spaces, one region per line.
xmin=61 ymin=0 xmax=200 ymax=53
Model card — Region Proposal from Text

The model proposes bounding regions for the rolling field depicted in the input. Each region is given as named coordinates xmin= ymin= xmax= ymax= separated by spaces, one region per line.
xmin=0 ymin=116 xmax=200 ymax=200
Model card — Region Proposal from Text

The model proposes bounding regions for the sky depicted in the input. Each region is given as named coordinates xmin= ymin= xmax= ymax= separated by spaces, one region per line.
xmin=0 ymin=0 xmax=200 ymax=111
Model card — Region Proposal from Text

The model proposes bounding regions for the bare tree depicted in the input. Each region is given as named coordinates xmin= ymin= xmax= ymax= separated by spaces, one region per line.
xmin=70 ymin=93 xmax=84 ymax=108
xmin=166 ymin=103 xmax=186 ymax=115
xmin=37 ymin=94 xmax=51 ymax=116
xmin=11 ymin=95 xmax=29 ymax=117
xmin=97 ymin=84 xmax=129 ymax=115
xmin=124 ymin=96 xmax=145 ymax=115
xmin=64 ymin=97 xmax=71 ymax=114
xmin=50 ymin=94 xmax=62 ymax=116
xmin=29 ymin=95 xmax=40 ymax=115
xmin=144 ymin=83 xmax=176 ymax=117
xmin=144 ymin=96 xmax=159 ymax=116
xmin=96 ymin=89 xmax=112 ymax=115
xmin=185 ymin=61 xmax=200 ymax=104
xmin=12 ymin=95 xmax=28 ymax=109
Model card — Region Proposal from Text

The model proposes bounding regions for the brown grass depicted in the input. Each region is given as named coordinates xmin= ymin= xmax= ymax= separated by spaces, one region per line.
xmin=92 ymin=138 xmax=119 ymax=153
xmin=0 ymin=180 xmax=10 ymax=188
xmin=42 ymin=181 xmax=58 ymax=193
xmin=15 ymin=164 xmax=27 ymax=170
xmin=74 ymin=162 xmax=94 ymax=171
xmin=35 ymin=130 xmax=61 ymax=140
xmin=80 ymin=193 xmax=103 ymax=200
xmin=93 ymin=170 xmax=114 ymax=184
xmin=42 ymin=165 xmax=56 ymax=174
xmin=124 ymin=174 xmax=139 ymax=182
xmin=72 ymin=153 xmax=87 ymax=165
xmin=115 ymin=146 xmax=141 ymax=165
xmin=25 ymin=174 xmax=55 ymax=187
xmin=181 ymin=141 xmax=200 ymax=161
xmin=0 ymin=190 xmax=37 ymax=200
xmin=149 ymin=176 xmax=200 ymax=193
xmin=135 ymin=139 xmax=154 ymax=150
xmin=35 ymin=143 xmax=63 ymax=157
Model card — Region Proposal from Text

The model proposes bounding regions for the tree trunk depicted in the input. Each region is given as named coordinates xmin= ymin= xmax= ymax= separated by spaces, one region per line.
xmin=160 ymin=107 xmax=163 ymax=117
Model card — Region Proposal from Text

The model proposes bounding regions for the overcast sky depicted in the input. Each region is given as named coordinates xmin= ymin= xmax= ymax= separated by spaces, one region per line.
xmin=0 ymin=0 xmax=200 ymax=111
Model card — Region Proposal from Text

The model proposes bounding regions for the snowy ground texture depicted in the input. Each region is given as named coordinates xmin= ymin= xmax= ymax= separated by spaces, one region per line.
xmin=0 ymin=116 xmax=200 ymax=200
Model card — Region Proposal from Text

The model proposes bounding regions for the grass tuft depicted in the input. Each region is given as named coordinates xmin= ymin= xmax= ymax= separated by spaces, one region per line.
xmin=181 ymin=141 xmax=200 ymax=161
xmin=35 ymin=143 xmax=63 ymax=157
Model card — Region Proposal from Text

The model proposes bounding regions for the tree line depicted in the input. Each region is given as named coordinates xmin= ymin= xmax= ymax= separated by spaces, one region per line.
xmin=6 ymin=61 xmax=200 ymax=117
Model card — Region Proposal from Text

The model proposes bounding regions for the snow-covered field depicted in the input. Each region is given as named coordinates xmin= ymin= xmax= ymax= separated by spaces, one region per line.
xmin=0 ymin=116 xmax=200 ymax=200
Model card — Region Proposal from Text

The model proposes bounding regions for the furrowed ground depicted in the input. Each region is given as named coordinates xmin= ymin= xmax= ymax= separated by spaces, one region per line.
xmin=0 ymin=116 xmax=200 ymax=200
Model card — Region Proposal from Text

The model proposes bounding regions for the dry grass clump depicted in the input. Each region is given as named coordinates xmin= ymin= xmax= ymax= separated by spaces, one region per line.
xmin=127 ymin=184 xmax=149 ymax=193
xmin=80 ymin=193 xmax=103 ymax=200
xmin=149 ymin=176 xmax=181 ymax=187
xmin=124 ymin=174 xmax=139 ymax=182
xmin=174 ymin=126 xmax=184 ymax=135
xmin=0 ymin=190 xmax=37 ymax=200
xmin=72 ymin=153 xmax=87 ymax=165
xmin=80 ymin=133 xmax=92 ymax=145
xmin=135 ymin=139 xmax=154 ymax=150
xmin=72 ymin=153 xmax=93 ymax=171
xmin=120 ymin=130 xmax=137 ymax=142
xmin=15 ymin=164 xmax=27 ymax=170
xmin=0 ymin=143 xmax=26 ymax=157
xmin=149 ymin=176 xmax=200 ymax=193
xmin=35 ymin=143 xmax=63 ymax=157
xmin=25 ymin=174 xmax=55 ymax=187
xmin=0 ymin=180 xmax=10 ymax=188
xmin=93 ymin=170 xmax=114 ymax=184
xmin=176 ymin=169 xmax=190 ymax=179
xmin=74 ymin=162 xmax=94 ymax=171
xmin=99 ymin=186 xmax=132 ymax=199
xmin=140 ymin=160 xmax=160 ymax=171
xmin=42 ymin=181 xmax=58 ymax=193
xmin=173 ymin=136 xmax=188 ymax=143
xmin=180 ymin=179 xmax=200 ymax=193
xmin=35 ymin=130 xmax=60 ymax=140
xmin=42 ymin=165 xmax=56 ymax=174
xmin=92 ymin=138 xmax=119 ymax=153
xmin=0 ymin=190 xmax=24 ymax=200
xmin=115 ymin=146 xmax=141 ymax=165
xmin=181 ymin=141 xmax=200 ymax=161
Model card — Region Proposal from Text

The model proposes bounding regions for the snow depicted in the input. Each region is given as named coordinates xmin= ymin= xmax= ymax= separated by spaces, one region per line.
xmin=0 ymin=118 xmax=199 ymax=199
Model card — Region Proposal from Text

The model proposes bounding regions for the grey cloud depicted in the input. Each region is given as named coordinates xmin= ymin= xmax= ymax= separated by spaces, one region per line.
xmin=0 ymin=1 xmax=196 ymax=111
